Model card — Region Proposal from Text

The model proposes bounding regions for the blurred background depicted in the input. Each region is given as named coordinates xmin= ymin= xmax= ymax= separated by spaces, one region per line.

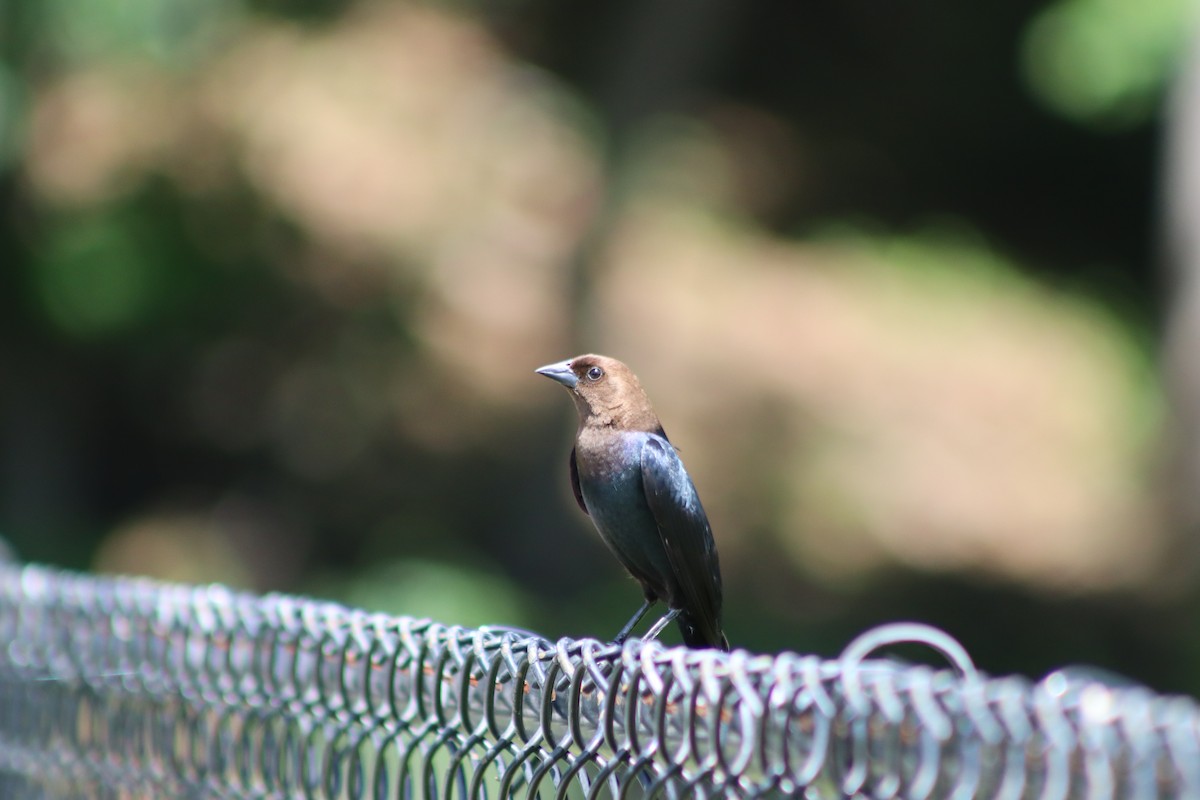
xmin=3 ymin=0 xmax=1200 ymax=692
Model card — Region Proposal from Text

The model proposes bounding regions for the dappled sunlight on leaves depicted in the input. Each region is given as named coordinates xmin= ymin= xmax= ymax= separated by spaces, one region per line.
xmin=597 ymin=195 xmax=1161 ymax=593
xmin=25 ymin=65 xmax=194 ymax=208
xmin=22 ymin=2 xmax=597 ymax=454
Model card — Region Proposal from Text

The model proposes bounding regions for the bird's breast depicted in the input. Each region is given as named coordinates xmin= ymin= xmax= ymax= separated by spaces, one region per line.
xmin=577 ymin=452 xmax=645 ymax=526
xmin=574 ymin=431 xmax=673 ymax=591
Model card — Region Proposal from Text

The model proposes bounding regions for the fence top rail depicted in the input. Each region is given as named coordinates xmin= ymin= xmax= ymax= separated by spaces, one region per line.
xmin=0 ymin=560 xmax=1196 ymax=798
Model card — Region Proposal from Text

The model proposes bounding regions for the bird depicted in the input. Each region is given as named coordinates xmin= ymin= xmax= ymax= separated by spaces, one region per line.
xmin=536 ymin=354 xmax=728 ymax=650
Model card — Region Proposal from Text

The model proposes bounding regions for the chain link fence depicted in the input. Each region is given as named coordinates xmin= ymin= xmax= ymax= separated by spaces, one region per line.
xmin=0 ymin=560 xmax=1197 ymax=798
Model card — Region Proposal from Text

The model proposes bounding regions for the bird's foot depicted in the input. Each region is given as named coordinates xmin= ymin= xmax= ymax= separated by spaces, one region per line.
xmin=611 ymin=599 xmax=653 ymax=646
xmin=642 ymin=608 xmax=681 ymax=642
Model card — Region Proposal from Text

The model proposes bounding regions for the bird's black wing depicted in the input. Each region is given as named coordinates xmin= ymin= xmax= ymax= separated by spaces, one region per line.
xmin=640 ymin=435 xmax=725 ymax=649
xmin=569 ymin=447 xmax=588 ymax=515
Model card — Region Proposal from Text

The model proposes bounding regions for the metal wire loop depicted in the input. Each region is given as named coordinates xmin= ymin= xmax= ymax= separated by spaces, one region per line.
xmin=1 ymin=563 xmax=1199 ymax=799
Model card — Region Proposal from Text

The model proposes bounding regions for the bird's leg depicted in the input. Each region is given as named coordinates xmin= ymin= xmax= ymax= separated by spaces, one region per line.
xmin=612 ymin=599 xmax=654 ymax=645
xmin=642 ymin=608 xmax=681 ymax=642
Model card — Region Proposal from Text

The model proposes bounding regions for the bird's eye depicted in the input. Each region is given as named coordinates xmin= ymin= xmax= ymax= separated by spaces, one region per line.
xmin=586 ymin=366 xmax=604 ymax=381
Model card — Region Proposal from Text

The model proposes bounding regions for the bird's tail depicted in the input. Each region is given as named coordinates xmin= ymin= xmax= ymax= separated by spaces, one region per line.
xmin=677 ymin=611 xmax=729 ymax=651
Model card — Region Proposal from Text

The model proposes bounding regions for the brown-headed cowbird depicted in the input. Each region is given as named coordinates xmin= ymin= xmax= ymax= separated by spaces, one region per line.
xmin=536 ymin=354 xmax=728 ymax=650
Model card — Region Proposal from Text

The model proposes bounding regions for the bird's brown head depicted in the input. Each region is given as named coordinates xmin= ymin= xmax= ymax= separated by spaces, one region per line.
xmin=535 ymin=354 xmax=662 ymax=432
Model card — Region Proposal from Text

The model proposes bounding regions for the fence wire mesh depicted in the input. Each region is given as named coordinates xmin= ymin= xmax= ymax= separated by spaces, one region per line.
xmin=0 ymin=561 xmax=1197 ymax=799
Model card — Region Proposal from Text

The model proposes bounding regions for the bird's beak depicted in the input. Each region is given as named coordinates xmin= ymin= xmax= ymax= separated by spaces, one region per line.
xmin=535 ymin=359 xmax=578 ymax=388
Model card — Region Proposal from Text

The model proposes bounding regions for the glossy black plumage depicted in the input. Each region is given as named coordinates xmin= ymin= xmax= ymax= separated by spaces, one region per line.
xmin=536 ymin=354 xmax=728 ymax=650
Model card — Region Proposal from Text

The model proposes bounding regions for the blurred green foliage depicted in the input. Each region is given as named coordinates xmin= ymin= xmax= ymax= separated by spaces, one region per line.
xmin=315 ymin=558 xmax=534 ymax=631
xmin=1023 ymin=0 xmax=1197 ymax=127
xmin=34 ymin=211 xmax=166 ymax=338
xmin=38 ymin=0 xmax=241 ymax=63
